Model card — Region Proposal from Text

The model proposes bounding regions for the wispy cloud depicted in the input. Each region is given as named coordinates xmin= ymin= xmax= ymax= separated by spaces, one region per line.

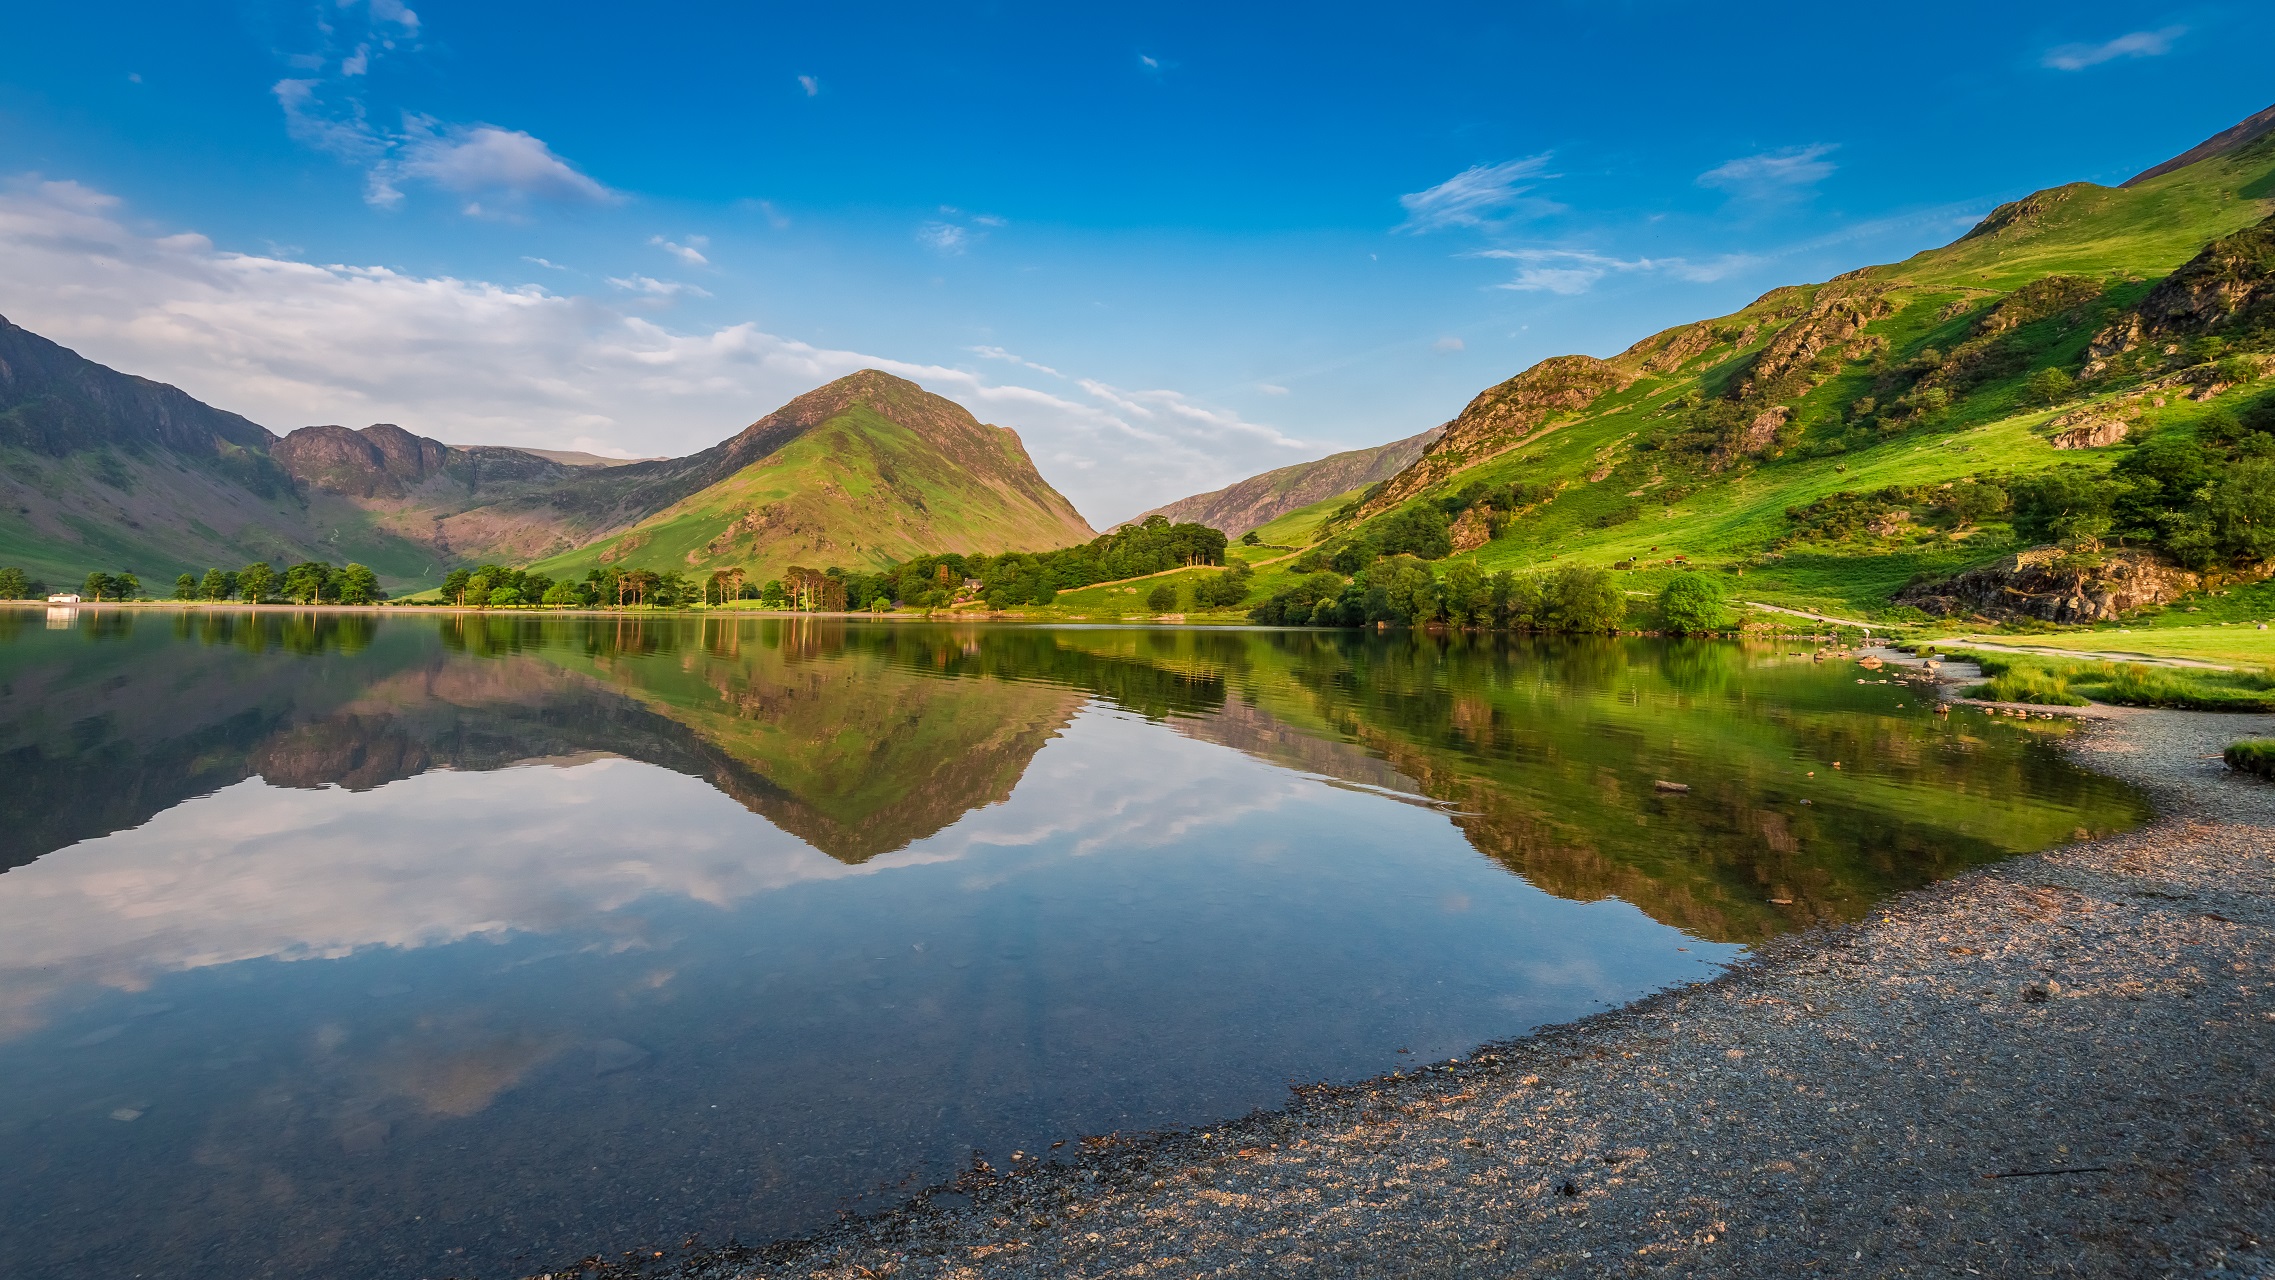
xmin=972 ymin=345 xmax=1064 ymax=378
xmin=382 ymin=122 xmax=616 ymax=210
xmin=917 ymin=222 xmax=968 ymax=254
xmin=1256 ymin=383 xmax=1289 ymax=396
xmin=2043 ymin=26 xmax=2186 ymax=71
xmin=1696 ymin=144 xmax=1838 ymax=198
xmin=522 ymin=256 xmax=567 ymax=271
xmin=650 ymin=234 xmax=709 ymax=266
xmin=606 ymin=274 xmax=709 ymax=298
xmin=1432 ymin=337 xmax=1465 ymax=353
xmin=797 ymin=74 xmax=820 ymax=96
xmin=1473 ymin=247 xmax=1759 ymax=295
xmin=1395 ymin=155 xmax=1560 ymax=233
xmin=270 ymin=4 xmax=611 ymax=215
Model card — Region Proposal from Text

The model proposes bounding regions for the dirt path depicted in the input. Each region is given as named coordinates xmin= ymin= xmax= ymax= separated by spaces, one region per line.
xmin=1933 ymin=635 xmax=2245 ymax=672
xmin=1742 ymin=600 xmax=1880 ymax=632
xmin=587 ymin=706 xmax=2275 ymax=1280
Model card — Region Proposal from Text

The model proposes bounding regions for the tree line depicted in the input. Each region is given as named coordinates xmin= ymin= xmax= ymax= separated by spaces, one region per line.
xmin=1247 ymin=557 xmax=1738 ymax=635
xmin=0 ymin=562 xmax=379 ymax=604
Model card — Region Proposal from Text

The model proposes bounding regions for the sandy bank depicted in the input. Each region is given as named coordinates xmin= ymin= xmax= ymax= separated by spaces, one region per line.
xmin=555 ymin=704 xmax=2275 ymax=1280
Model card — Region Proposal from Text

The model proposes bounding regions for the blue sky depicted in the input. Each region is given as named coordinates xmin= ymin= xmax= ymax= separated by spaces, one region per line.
xmin=1 ymin=2 xmax=2269 ymax=523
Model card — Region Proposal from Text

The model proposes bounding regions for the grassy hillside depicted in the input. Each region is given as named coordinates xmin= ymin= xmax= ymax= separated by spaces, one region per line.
xmin=526 ymin=372 xmax=1094 ymax=582
xmin=1255 ymin=115 xmax=2275 ymax=625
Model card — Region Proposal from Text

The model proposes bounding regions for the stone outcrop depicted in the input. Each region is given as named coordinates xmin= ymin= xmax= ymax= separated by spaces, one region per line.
xmin=1729 ymin=285 xmax=1890 ymax=402
xmin=1896 ymin=547 xmax=2204 ymax=623
xmin=2045 ymin=408 xmax=2133 ymax=450
xmin=2085 ymin=213 xmax=2275 ymax=376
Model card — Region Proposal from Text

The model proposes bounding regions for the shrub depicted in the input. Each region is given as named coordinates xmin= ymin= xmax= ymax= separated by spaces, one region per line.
xmin=2226 ymin=739 xmax=2275 ymax=779
xmin=1146 ymin=581 xmax=1179 ymax=612
xmin=1658 ymin=573 xmax=1732 ymax=634
xmin=2026 ymin=366 xmax=2074 ymax=405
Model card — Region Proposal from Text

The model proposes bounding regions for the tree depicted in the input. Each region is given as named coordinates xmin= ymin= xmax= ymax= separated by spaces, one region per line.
xmin=759 ymin=579 xmax=787 ymax=607
xmin=281 ymin=561 xmax=333 ymax=604
xmin=0 ymin=567 xmax=25 ymax=599
xmin=1192 ymin=565 xmax=1253 ymax=608
xmin=2027 ymin=366 xmax=2074 ymax=406
xmin=82 ymin=571 xmax=115 ymax=601
xmin=199 ymin=568 xmax=236 ymax=601
xmin=174 ymin=573 xmax=198 ymax=601
xmin=336 ymin=563 xmax=383 ymax=605
xmin=1658 ymin=573 xmax=1732 ymax=634
xmin=542 ymin=579 xmax=581 ymax=606
xmin=1540 ymin=565 xmax=1625 ymax=633
xmin=1240 ymin=530 xmax=1261 ymax=546
xmin=1146 ymin=580 xmax=1179 ymax=612
xmin=442 ymin=568 xmax=474 ymax=605
xmin=114 ymin=571 xmax=140 ymax=600
xmin=1441 ymin=560 xmax=1488 ymax=626
xmin=238 ymin=562 xmax=277 ymax=603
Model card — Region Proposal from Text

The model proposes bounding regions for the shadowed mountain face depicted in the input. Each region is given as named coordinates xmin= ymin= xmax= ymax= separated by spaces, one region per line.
xmin=1124 ymin=426 xmax=1441 ymax=538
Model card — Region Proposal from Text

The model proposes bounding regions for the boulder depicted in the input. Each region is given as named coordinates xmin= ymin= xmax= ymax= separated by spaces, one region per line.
xmin=1895 ymin=547 xmax=2209 ymax=623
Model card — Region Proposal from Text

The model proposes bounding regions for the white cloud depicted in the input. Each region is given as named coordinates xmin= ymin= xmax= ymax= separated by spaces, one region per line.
xmin=1139 ymin=54 xmax=1160 ymax=70
xmin=1470 ymin=247 xmax=1765 ymax=295
xmin=650 ymin=234 xmax=709 ymax=266
xmin=2043 ymin=26 xmax=2185 ymax=71
xmin=366 ymin=0 xmax=420 ymax=33
xmin=797 ymin=74 xmax=820 ymax=96
xmin=341 ymin=44 xmax=370 ymax=77
xmin=1696 ymin=144 xmax=1838 ymax=198
xmin=606 ymin=274 xmax=710 ymax=298
xmin=1256 ymin=383 xmax=1289 ymax=396
xmin=522 ymin=255 xmax=567 ymax=270
xmin=1395 ymin=155 xmax=1560 ymax=233
xmin=0 ymin=175 xmax=1294 ymax=522
xmin=392 ymin=122 xmax=617 ymax=207
xmin=972 ymin=345 xmax=1063 ymax=378
xmin=918 ymin=221 xmax=969 ymax=254
xmin=1433 ymin=336 xmax=1465 ymax=352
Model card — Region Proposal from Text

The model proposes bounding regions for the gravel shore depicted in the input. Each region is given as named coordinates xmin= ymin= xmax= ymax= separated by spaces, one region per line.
xmin=580 ymin=704 xmax=2275 ymax=1280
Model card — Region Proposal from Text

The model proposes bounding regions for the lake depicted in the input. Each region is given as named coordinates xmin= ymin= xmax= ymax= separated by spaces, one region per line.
xmin=0 ymin=609 xmax=2145 ymax=1279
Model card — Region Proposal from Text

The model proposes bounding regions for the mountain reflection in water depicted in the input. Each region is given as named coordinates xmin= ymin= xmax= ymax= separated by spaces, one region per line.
xmin=0 ymin=611 xmax=2143 ymax=1280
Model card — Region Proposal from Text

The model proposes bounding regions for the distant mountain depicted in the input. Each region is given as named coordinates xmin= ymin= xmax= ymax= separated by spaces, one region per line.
xmin=1122 ymin=426 xmax=1442 ymax=538
xmin=0 ymin=315 xmax=442 ymax=585
xmin=518 ymin=370 xmax=1096 ymax=579
xmin=0 ymin=315 xmax=1095 ymax=588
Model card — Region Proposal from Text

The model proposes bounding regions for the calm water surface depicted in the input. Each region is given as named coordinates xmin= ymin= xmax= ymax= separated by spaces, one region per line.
xmin=0 ymin=610 xmax=2145 ymax=1278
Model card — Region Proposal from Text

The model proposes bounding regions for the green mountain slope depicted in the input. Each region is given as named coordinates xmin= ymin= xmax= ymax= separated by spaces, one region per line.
xmin=524 ymin=371 xmax=1095 ymax=580
xmin=1123 ymin=425 xmax=1442 ymax=538
xmin=1286 ymin=106 xmax=2275 ymax=620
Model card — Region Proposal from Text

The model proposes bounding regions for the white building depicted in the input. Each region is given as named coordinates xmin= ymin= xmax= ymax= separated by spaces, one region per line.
xmin=47 ymin=593 xmax=82 ymax=604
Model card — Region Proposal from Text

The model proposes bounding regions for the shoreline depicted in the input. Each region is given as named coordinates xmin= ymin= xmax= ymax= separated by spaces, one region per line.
xmin=566 ymin=700 xmax=2275 ymax=1280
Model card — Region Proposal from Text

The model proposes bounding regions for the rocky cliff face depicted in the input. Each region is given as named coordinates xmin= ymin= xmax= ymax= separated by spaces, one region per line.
xmin=1895 ymin=547 xmax=2241 ymax=623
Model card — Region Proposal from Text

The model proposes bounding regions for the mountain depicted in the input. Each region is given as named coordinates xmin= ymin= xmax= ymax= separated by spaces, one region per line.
xmin=0 ymin=316 xmax=446 ymax=586
xmin=516 ymin=370 xmax=1095 ymax=579
xmin=1121 ymin=426 xmax=1442 ymax=538
xmin=0 ymin=318 xmax=1093 ymax=589
xmin=1279 ymin=103 xmax=2275 ymax=619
